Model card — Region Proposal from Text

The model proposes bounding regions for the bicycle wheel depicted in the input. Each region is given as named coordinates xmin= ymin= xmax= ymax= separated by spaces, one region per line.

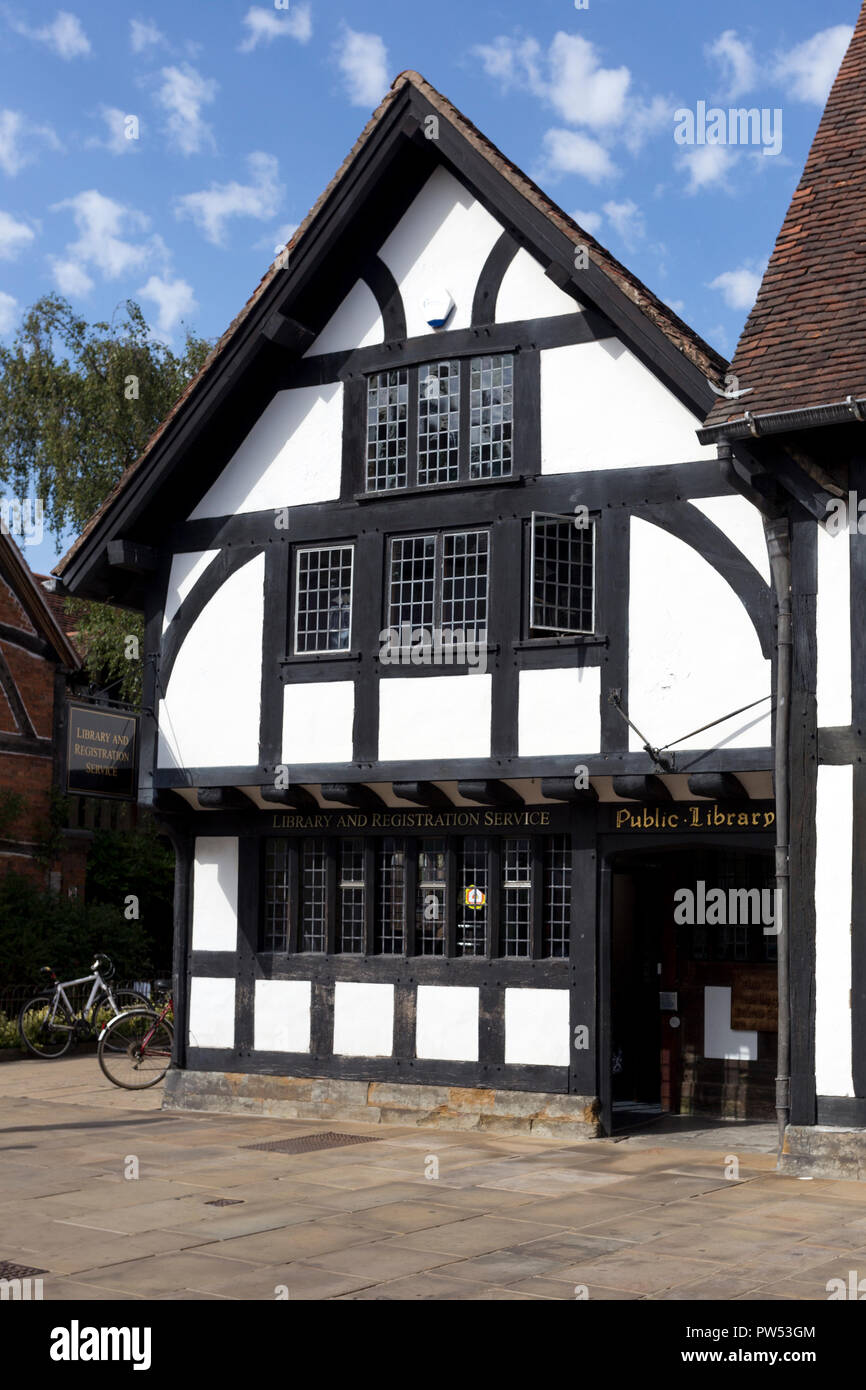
xmin=98 ymin=1010 xmax=173 ymax=1089
xmin=18 ymin=995 xmax=75 ymax=1058
xmin=90 ymin=989 xmax=152 ymax=1050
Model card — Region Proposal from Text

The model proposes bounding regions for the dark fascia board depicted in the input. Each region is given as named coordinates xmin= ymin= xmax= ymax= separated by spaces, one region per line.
xmin=58 ymin=85 xmax=419 ymax=601
xmin=698 ymin=396 xmax=866 ymax=445
xmin=61 ymin=82 xmax=716 ymax=599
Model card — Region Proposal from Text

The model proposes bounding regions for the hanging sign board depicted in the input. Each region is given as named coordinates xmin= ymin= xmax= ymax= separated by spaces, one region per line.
xmin=66 ymin=703 xmax=138 ymax=800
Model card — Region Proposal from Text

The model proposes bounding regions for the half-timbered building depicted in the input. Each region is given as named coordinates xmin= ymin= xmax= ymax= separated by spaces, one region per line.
xmin=57 ymin=72 xmax=782 ymax=1139
xmin=700 ymin=6 xmax=866 ymax=1176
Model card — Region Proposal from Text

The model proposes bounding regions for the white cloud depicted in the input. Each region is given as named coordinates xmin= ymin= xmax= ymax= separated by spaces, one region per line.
xmin=51 ymin=257 xmax=94 ymax=296
xmin=547 ymin=33 xmax=630 ymax=127
xmin=335 ymin=28 xmax=388 ymax=108
xmin=49 ymin=189 xmax=166 ymax=296
xmin=474 ymin=35 xmax=542 ymax=91
xmin=10 ymin=10 xmax=91 ymax=60
xmin=239 ymin=4 xmax=312 ymax=52
xmin=256 ymin=219 xmax=298 ymax=253
xmin=708 ymin=264 xmax=765 ymax=310
xmin=602 ymin=198 xmax=645 ymax=247
xmin=541 ymin=128 xmax=619 ymax=184
xmin=136 ymin=274 xmax=197 ymax=337
xmin=676 ymin=144 xmax=739 ymax=195
xmin=773 ymin=25 xmax=853 ymax=105
xmin=706 ymin=30 xmax=758 ymax=99
xmin=0 ymin=109 xmax=61 ymax=175
xmin=0 ymin=211 xmax=34 ymax=259
xmin=573 ymin=208 xmax=603 ymax=235
xmin=155 ymin=64 xmax=217 ymax=156
xmin=89 ymin=106 xmax=139 ymax=156
xmin=130 ymin=18 xmax=165 ymax=53
xmin=0 ymin=289 xmax=18 ymax=334
xmin=175 ymin=152 xmax=283 ymax=245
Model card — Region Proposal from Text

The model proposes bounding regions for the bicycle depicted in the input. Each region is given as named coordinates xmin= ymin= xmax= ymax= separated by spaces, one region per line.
xmin=97 ymin=990 xmax=174 ymax=1090
xmin=17 ymin=955 xmax=151 ymax=1059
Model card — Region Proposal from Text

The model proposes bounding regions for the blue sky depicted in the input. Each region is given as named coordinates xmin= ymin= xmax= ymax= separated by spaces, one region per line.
xmin=1 ymin=0 xmax=858 ymax=569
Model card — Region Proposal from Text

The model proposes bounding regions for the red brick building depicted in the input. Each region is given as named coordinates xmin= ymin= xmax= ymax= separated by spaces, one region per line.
xmin=0 ymin=530 xmax=87 ymax=894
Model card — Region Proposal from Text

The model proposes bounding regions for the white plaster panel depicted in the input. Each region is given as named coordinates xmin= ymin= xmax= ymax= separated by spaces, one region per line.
xmin=518 ymin=667 xmax=600 ymax=756
xmin=188 ymin=976 xmax=235 ymax=1050
xmin=496 ymin=247 xmax=579 ymax=323
xmin=504 ymin=988 xmax=570 ymax=1067
xmin=415 ymin=985 xmax=479 ymax=1061
xmin=333 ymin=981 xmax=394 ymax=1057
xmin=815 ymin=764 xmax=854 ymax=1097
xmin=254 ymin=979 xmax=311 ymax=1053
xmin=191 ymin=837 xmax=238 ymax=952
xmin=378 ymin=675 xmax=492 ymax=761
xmin=690 ymin=495 xmax=771 ymax=585
xmin=541 ymin=341 xmax=715 ymax=472
xmin=157 ymin=553 xmax=264 ymax=768
xmin=304 ymin=279 xmax=383 ymax=357
xmin=163 ymin=550 xmax=219 ymax=632
xmin=817 ymin=526 xmax=851 ymax=728
xmin=703 ymin=985 xmax=758 ymax=1061
xmin=628 ymin=518 xmax=771 ymax=752
xmin=282 ymin=680 xmax=355 ymax=764
xmin=377 ymin=166 xmax=503 ymax=339
xmin=189 ymin=383 xmax=343 ymax=519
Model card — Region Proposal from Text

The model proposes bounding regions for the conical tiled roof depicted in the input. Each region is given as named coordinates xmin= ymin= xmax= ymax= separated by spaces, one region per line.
xmin=705 ymin=6 xmax=866 ymax=430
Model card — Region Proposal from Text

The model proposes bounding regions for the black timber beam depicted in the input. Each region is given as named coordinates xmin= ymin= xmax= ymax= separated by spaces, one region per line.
xmin=105 ymin=541 xmax=159 ymax=574
xmin=687 ymin=773 xmax=749 ymax=800
xmin=457 ymin=779 xmax=523 ymax=807
xmin=260 ymin=785 xmax=319 ymax=811
xmin=392 ymin=781 xmax=454 ymax=808
xmin=540 ymin=777 xmax=598 ymax=803
xmin=612 ymin=775 xmax=672 ymax=802
xmin=321 ymin=783 xmax=388 ymax=810
xmin=196 ymin=787 xmax=251 ymax=811
xmin=260 ymin=311 xmax=315 ymax=353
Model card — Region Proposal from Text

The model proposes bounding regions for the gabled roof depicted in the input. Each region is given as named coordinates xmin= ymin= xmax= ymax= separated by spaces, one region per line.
xmin=704 ymin=6 xmax=866 ymax=434
xmin=57 ymin=70 xmax=726 ymax=593
xmin=0 ymin=533 xmax=81 ymax=668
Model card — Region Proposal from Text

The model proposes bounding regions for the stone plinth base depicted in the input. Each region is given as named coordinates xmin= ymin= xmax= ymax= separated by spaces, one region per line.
xmin=162 ymin=1069 xmax=601 ymax=1139
xmin=780 ymin=1125 xmax=866 ymax=1181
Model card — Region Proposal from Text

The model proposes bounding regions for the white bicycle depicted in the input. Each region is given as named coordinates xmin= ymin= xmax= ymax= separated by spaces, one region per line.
xmin=17 ymin=955 xmax=151 ymax=1058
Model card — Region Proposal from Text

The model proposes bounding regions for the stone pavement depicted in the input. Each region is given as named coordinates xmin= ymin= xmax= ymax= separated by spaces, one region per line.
xmin=1 ymin=1055 xmax=866 ymax=1301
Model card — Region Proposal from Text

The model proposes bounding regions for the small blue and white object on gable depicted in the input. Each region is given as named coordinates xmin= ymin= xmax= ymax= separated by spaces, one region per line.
xmin=424 ymin=291 xmax=455 ymax=331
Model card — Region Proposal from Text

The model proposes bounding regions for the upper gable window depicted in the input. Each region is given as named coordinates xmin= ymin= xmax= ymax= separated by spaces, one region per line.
xmin=365 ymin=354 xmax=514 ymax=493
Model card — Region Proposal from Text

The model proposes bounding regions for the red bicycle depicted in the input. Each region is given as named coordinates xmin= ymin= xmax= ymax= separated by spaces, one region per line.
xmin=97 ymin=987 xmax=174 ymax=1089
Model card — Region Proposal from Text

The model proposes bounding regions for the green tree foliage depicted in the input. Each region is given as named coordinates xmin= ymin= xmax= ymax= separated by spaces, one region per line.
xmin=0 ymin=294 xmax=210 ymax=534
xmin=85 ymin=812 xmax=175 ymax=968
xmin=66 ymin=600 xmax=145 ymax=704
xmin=0 ymin=872 xmax=152 ymax=983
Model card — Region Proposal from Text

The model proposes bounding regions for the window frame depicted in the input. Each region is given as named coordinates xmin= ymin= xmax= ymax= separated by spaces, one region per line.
xmin=527 ymin=510 xmax=596 ymax=640
xmin=385 ymin=526 xmax=491 ymax=641
xmin=260 ymin=832 xmax=571 ymax=961
xmin=364 ymin=352 xmax=516 ymax=496
xmin=291 ymin=541 xmax=356 ymax=658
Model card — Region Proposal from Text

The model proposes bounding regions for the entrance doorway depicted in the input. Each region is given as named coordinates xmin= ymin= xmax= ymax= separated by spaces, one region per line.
xmin=609 ymin=844 xmax=777 ymax=1133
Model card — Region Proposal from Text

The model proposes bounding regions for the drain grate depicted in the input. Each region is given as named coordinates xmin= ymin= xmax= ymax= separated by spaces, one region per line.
xmin=243 ymin=1131 xmax=382 ymax=1155
xmin=204 ymin=1198 xmax=245 ymax=1207
xmin=0 ymin=1260 xmax=47 ymax=1278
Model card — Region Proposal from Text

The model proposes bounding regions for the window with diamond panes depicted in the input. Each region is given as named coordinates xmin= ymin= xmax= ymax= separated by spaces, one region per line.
xmin=375 ymin=838 xmax=405 ymax=953
xmin=417 ymin=838 xmax=447 ymax=955
xmin=366 ymin=369 xmax=408 ymax=491
xmin=300 ymin=839 xmax=327 ymax=951
xmin=418 ymin=361 xmax=460 ymax=485
xmin=544 ymin=835 xmax=571 ymax=957
xmin=502 ymin=837 xmax=532 ymax=957
xmin=388 ymin=530 xmax=489 ymax=637
xmin=263 ymin=839 xmax=291 ymax=952
xmin=530 ymin=512 xmax=594 ymax=636
xmin=470 ymin=354 xmax=513 ymax=479
xmin=337 ymin=839 xmax=365 ymax=953
xmin=294 ymin=546 xmax=354 ymax=653
xmin=457 ymin=837 xmax=488 ymax=956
